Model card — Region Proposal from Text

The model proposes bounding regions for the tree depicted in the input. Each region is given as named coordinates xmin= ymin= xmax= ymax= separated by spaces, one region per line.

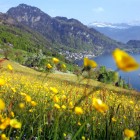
xmin=0 ymin=43 xmax=13 ymax=59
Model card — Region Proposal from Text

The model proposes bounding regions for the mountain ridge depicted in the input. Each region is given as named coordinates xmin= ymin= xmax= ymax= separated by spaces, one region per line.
xmin=7 ymin=4 xmax=127 ymax=58
xmin=89 ymin=22 xmax=140 ymax=43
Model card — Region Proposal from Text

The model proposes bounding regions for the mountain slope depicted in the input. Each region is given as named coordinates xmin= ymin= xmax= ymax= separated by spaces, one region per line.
xmin=0 ymin=12 xmax=65 ymax=68
xmin=89 ymin=22 xmax=140 ymax=43
xmin=126 ymin=40 xmax=140 ymax=53
xmin=0 ymin=13 xmax=52 ymax=53
xmin=7 ymin=4 xmax=126 ymax=56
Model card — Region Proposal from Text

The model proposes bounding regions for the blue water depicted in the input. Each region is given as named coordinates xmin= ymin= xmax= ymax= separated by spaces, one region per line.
xmin=76 ymin=54 xmax=140 ymax=91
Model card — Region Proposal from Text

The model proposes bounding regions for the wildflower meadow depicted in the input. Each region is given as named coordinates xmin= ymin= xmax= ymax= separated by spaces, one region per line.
xmin=0 ymin=48 xmax=140 ymax=140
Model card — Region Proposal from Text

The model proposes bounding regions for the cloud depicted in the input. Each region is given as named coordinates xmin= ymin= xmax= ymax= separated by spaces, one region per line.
xmin=92 ymin=7 xmax=104 ymax=13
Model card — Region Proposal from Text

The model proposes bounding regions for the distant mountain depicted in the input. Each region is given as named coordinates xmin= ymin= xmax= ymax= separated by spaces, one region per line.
xmin=7 ymin=4 xmax=126 ymax=57
xmin=89 ymin=22 xmax=131 ymax=29
xmin=89 ymin=22 xmax=140 ymax=43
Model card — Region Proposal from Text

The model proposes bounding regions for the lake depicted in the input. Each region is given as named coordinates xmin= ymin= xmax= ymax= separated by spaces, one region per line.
xmin=76 ymin=53 xmax=140 ymax=91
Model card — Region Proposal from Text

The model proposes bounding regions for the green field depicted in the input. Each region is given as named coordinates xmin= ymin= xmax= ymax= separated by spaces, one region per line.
xmin=0 ymin=59 xmax=139 ymax=140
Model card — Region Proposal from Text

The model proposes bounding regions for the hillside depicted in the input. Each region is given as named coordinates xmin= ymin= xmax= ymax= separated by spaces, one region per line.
xmin=1 ymin=58 xmax=139 ymax=95
xmin=0 ymin=58 xmax=139 ymax=139
xmin=7 ymin=4 xmax=127 ymax=58
xmin=0 ymin=13 xmax=73 ymax=70
xmin=0 ymin=13 xmax=51 ymax=51
xmin=127 ymin=40 xmax=140 ymax=53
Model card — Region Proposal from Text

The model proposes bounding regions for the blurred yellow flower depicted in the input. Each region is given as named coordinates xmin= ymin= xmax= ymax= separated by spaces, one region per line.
xmin=1 ymin=134 xmax=9 ymax=140
xmin=29 ymin=109 xmax=34 ymax=113
xmin=53 ymin=95 xmax=59 ymax=103
xmin=82 ymin=136 xmax=86 ymax=140
xmin=124 ymin=129 xmax=135 ymax=138
xmin=54 ymin=103 xmax=60 ymax=109
xmin=74 ymin=107 xmax=83 ymax=115
xmin=53 ymin=58 xmax=59 ymax=64
xmin=0 ymin=99 xmax=5 ymax=110
xmin=10 ymin=119 xmax=22 ymax=129
xmin=112 ymin=48 xmax=139 ymax=72
xmin=11 ymin=87 xmax=16 ymax=93
xmin=61 ymin=64 xmax=66 ymax=69
xmin=123 ymin=116 xmax=127 ymax=119
xmin=10 ymin=111 xmax=15 ymax=118
xmin=0 ymin=79 xmax=5 ymax=86
xmin=61 ymin=105 xmax=66 ymax=110
xmin=0 ymin=118 xmax=10 ymax=130
xmin=47 ymin=63 xmax=52 ymax=69
xmin=50 ymin=87 xmax=58 ymax=94
xmin=19 ymin=103 xmax=25 ymax=109
xmin=84 ymin=57 xmax=97 ymax=69
xmin=77 ymin=122 xmax=81 ymax=126
xmin=25 ymin=95 xmax=32 ymax=102
xmin=61 ymin=95 xmax=67 ymax=100
xmin=129 ymin=100 xmax=134 ymax=104
xmin=63 ymin=133 xmax=67 ymax=137
xmin=69 ymin=101 xmax=73 ymax=108
xmin=20 ymin=92 xmax=26 ymax=96
xmin=7 ymin=64 xmax=13 ymax=71
xmin=111 ymin=117 xmax=117 ymax=122
xmin=92 ymin=98 xmax=108 ymax=113
xmin=31 ymin=101 xmax=37 ymax=107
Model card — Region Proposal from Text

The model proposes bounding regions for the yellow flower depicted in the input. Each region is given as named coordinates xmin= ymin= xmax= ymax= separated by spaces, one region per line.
xmin=10 ymin=119 xmax=22 ymax=129
xmin=63 ymin=133 xmax=67 ymax=137
xmin=53 ymin=95 xmax=59 ymax=103
xmin=123 ymin=116 xmax=127 ymax=119
xmin=1 ymin=134 xmax=9 ymax=140
xmin=61 ymin=105 xmax=66 ymax=110
xmin=50 ymin=87 xmax=58 ymax=94
xmin=7 ymin=64 xmax=13 ymax=71
xmin=19 ymin=103 xmax=25 ymax=109
xmin=54 ymin=103 xmax=60 ymax=109
xmin=25 ymin=95 xmax=32 ymax=102
xmin=69 ymin=101 xmax=73 ymax=108
xmin=124 ymin=129 xmax=135 ymax=138
xmin=129 ymin=100 xmax=134 ymax=104
xmin=31 ymin=101 xmax=37 ymax=107
xmin=112 ymin=48 xmax=139 ymax=72
xmin=61 ymin=95 xmax=67 ymax=100
xmin=0 ymin=99 xmax=5 ymax=110
xmin=53 ymin=58 xmax=59 ymax=64
xmin=82 ymin=136 xmax=86 ymax=140
xmin=0 ymin=118 xmax=10 ymax=130
xmin=84 ymin=57 xmax=97 ymax=69
xmin=0 ymin=79 xmax=5 ymax=86
xmin=47 ymin=63 xmax=52 ymax=69
xmin=74 ymin=107 xmax=83 ymax=115
xmin=92 ymin=98 xmax=108 ymax=113
xmin=61 ymin=64 xmax=66 ymax=69
xmin=20 ymin=92 xmax=26 ymax=96
xmin=10 ymin=111 xmax=15 ymax=118
xmin=111 ymin=117 xmax=117 ymax=122
xmin=29 ymin=109 xmax=34 ymax=113
xmin=77 ymin=122 xmax=81 ymax=126
xmin=11 ymin=87 xmax=16 ymax=93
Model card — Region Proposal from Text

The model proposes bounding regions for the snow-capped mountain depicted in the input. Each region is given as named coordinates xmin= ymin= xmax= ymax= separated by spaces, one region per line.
xmin=88 ymin=22 xmax=140 ymax=43
xmin=88 ymin=22 xmax=134 ymax=29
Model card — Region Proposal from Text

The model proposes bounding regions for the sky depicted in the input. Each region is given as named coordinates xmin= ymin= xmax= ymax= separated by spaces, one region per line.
xmin=0 ymin=0 xmax=140 ymax=25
